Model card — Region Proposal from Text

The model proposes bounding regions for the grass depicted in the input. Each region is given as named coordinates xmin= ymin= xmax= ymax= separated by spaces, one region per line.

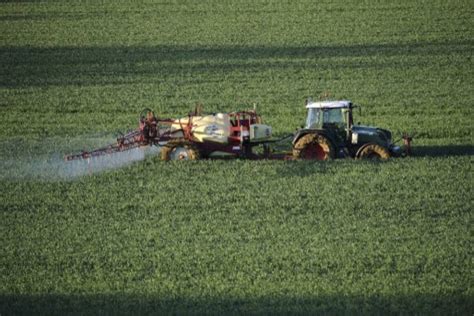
xmin=1 ymin=0 xmax=473 ymax=314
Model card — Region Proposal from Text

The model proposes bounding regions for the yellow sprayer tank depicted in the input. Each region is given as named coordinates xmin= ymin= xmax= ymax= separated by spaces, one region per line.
xmin=191 ymin=113 xmax=231 ymax=143
xmin=170 ymin=112 xmax=271 ymax=144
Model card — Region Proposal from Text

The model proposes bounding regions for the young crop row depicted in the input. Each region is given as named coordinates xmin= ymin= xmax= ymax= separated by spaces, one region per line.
xmin=1 ymin=157 xmax=473 ymax=314
xmin=1 ymin=2 xmax=473 ymax=145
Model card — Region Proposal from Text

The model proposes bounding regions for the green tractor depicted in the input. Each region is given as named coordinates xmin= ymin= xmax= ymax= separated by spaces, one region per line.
xmin=293 ymin=100 xmax=405 ymax=160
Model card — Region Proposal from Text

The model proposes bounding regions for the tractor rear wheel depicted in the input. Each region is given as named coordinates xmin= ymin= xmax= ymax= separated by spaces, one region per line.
xmin=357 ymin=143 xmax=390 ymax=160
xmin=161 ymin=139 xmax=200 ymax=161
xmin=293 ymin=134 xmax=335 ymax=160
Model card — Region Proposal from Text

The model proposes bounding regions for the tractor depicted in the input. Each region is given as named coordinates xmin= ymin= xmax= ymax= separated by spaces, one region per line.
xmin=292 ymin=100 xmax=407 ymax=160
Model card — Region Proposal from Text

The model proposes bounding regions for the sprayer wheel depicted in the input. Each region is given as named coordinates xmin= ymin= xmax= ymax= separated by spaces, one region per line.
xmin=356 ymin=143 xmax=391 ymax=160
xmin=161 ymin=139 xmax=200 ymax=161
xmin=293 ymin=134 xmax=335 ymax=160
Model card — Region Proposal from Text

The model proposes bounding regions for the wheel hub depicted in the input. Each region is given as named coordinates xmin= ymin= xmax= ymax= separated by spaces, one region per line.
xmin=303 ymin=143 xmax=326 ymax=160
xmin=170 ymin=147 xmax=189 ymax=160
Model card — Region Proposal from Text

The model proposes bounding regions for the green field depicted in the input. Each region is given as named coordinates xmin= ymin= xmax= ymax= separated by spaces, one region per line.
xmin=1 ymin=1 xmax=473 ymax=314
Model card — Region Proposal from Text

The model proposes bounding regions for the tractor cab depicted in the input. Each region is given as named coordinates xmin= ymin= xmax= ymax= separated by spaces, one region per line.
xmin=304 ymin=100 xmax=354 ymax=146
xmin=305 ymin=100 xmax=353 ymax=131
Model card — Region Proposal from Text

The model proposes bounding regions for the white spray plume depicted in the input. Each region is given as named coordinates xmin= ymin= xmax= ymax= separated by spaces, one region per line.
xmin=0 ymin=136 xmax=160 ymax=181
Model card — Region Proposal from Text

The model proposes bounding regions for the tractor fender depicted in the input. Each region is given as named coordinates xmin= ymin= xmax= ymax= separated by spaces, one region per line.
xmin=292 ymin=129 xmax=336 ymax=148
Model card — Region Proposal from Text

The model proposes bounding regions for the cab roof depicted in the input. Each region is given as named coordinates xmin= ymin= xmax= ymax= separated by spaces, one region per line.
xmin=306 ymin=100 xmax=352 ymax=109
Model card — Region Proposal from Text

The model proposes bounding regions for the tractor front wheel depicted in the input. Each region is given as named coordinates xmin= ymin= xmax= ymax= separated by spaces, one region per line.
xmin=356 ymin=143 xmax=390 ymax=160
xmin=161 ymin=139 xmax=200 ymax=161
xmin=293 ymin=134 xmax=334 ymax=160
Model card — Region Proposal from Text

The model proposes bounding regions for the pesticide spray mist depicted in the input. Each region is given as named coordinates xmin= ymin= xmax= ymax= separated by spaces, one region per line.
xmin=0 ymin=136 xmax=160 ymax=181
xmin=62 ymin=147 xmax=155 ymax=178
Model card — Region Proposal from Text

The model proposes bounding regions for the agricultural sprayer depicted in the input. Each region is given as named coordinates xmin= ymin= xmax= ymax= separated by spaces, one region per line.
xmin=65 ymin=106 xmax=278 ymax=161
xmin=65 ymin=100 xmax=412 ymax=162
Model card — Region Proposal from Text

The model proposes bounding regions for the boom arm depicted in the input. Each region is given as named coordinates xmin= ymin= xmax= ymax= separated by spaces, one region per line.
xmin=64 ymin=130 xmax=146 ymax=161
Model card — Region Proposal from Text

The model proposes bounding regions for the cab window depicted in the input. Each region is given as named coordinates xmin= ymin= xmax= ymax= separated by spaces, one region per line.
xmin=306 ymin=108 xmax=321 ymax=128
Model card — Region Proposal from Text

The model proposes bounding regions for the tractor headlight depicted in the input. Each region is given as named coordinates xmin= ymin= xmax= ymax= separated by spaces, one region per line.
xmin=351 ymin=133 xmax=358 ymax=144
xmin=390 ymin=145 xmax=402 ymax=156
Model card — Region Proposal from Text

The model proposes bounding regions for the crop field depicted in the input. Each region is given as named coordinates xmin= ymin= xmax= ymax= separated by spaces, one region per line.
xmin=1 ymin=0 xmax=473 ymax=314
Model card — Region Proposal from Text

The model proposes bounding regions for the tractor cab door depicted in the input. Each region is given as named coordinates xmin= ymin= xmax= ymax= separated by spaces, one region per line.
xmin=322 ymin=108 xmax=348 ymax=143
